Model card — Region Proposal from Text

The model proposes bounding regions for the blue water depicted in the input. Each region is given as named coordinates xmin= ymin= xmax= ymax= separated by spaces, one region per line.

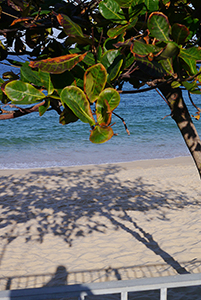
xmin=1 ymin=59 xmax=201 ymax=169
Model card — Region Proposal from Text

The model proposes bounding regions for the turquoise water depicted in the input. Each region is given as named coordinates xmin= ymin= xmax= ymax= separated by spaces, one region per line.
xmin=1 ymin=61 xmax=201 ymax=169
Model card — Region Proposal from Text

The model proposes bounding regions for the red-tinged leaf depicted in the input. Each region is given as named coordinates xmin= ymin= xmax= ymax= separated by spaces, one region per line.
xmin=29 ymin=53 xmax=87 ymax=74
xmin=60 ymin=86 xmax=95 ymax=126
xmin=171 ymin=24 xmax=190 ymax=45
xmin=96 ymin=96 xmax=112 ymax=126
xmin=131 ymin=40 xmax=160 ymax=57
xmin=90 ymin=126 xmax=114 ymax=144
xmin=10 ymin=17 xmax=32 ymax=26
xmin=84 ymin=63 xmax=107 ymax=103
xmin=56 ymin=13 xmax=84 ymax=37
xmin=148 ymin=12 xmax=170 ymax=41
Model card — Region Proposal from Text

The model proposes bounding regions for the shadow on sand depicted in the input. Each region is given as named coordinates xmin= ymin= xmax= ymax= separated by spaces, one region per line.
xmin=0 ymin=164 xmax=201 ymax=299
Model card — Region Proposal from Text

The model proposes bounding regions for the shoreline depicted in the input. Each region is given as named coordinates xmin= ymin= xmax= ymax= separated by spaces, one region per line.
xmin=0 ymin=155 xmax=194 ymax=175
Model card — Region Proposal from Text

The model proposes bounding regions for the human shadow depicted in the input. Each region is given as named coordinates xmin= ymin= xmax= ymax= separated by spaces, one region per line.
xmin=0 ymin=164 xmax=200 ymax=275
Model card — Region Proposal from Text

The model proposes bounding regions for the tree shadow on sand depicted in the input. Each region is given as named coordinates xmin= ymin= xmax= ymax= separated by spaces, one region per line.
xmin=0 ymin=164 xmax=200 ymax=275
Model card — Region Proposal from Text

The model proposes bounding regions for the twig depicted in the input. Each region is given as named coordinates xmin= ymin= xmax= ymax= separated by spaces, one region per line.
xmin=188 ymin=91 xmax=201 ymax=112
xmin=112 ymin=111 xmax=130 ymax=135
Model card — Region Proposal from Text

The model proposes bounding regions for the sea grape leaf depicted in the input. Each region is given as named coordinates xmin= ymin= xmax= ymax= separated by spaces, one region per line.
xmin=60 ymin=86 xmax=95 ymax=126
xmin=39 ymin=99 xmax=50 ymax=116
xmin=99 ymin=0 xmax=126 ymax=24
xmin=29 ymin=53 xmax=87 ymax=74
xmin=56 ymin=14 xmax=84 ymax=37
xmin=65 ymin=35 xmax=93 ymax=46
xmin=113 ymin=0 xmax=134 ymax=8
xmin=108 ymin=24 xmax=128 ymax=39
xmin=96 ymin=96 xmax=112 ymax=126
xmin=159 ymin=58 xmax=174 ymax=75
xmin=90 ymin=126 xmax=114 ymax=143
xmin=135 ymin=55 xmax=166 ymax=77
xmin=83 ymin=52 xmax=96 ymax=66
xmin=131 ymin=40 xmax=160 ymax=56
xmin=38 ymin=70 xmax=54 ymax=95
xmin=182 ymin=81 xmax=201 ymax=94
xmin=171 ymin=24 xmax=190 ymax=45
xmin=107 ymin=55 xmax=124 ymax=82
xmin=154 ymin=42 xmax=179 ymax=60
xmin=179 ymin=48 xmax=201 ymax=75
xmin=179 ymin=47 xmax=201 ymax=61
xmin=144 ymin=0 xmax=159 ymax=11
xmin=59 ymin=105 xmax=79 ymax=125
xmin=104 ymin=35 xmax=124 ymax=51
xmin=98 ymin=88 xmax=120 ymax=111
xmin=84 ymin=63 xmax=107 ymax=103
xmin=5 ymin=80 xmax=45 ymax=104
xmin=100 ymin=50 xmax=119 ymax=69
xmin=147 ymin=12 xmax=170 ymax=41
xmin=21 ymin=63 xmax=42 ymax=86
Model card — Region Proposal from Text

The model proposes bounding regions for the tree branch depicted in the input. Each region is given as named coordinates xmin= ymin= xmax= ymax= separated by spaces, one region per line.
xmin=0 ymin=101 xmax=45 ymax=120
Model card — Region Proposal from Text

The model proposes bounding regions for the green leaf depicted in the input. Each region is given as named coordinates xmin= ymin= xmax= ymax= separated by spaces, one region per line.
xmin=101 ymin=49 xmax=119 ymax=69
xmin=147 ymin=12 xmax=170 ymax=41
xmin=159 ymin=59 xmax=174 ymax=75
xmin=108 ymin=24 xmax=129 ymax=39
xmin=56 ymin=14 xmax=84 ymax=37
xmin=21 ymin=62 xmax=42 ymax=86
xmin=113 ymin=0 xmax=134 ymax=8
xmin=179 ymin=48 xmax=201 ymax=75
xmin=107 ymin=55 xmax=124 ymax=82
xmin=144 ymin=0 xmax=159 ymax=11
xmin=182 ymin=81 xmax=201 ymax=94
xmin=29 ymin=53 xmax=87 ymax=74
xmin=5 ymin=81 xmax=45 ymax=104
xmin=98 ymin=88 xmax=120 ymax=111
xmin=99 ymin=0 xmax=126 ymax=24
xmin=39 ymin=99 xmax=50 ymax=116
xmin=60 ymin=86 xmax=95 ymax=126
xmin=131 ymin=40 xmax=160 ymax=56
xmin=96 ymin=96 xmax=112 ymax=126
xmin=155 ymin=42 xmax=179 ymax=60
xmin=84 ymin=63 xmax=107 ymax=103
xmin=135 ymin=55 xmax=166 ymax=77
xmin=104 ymin=35 xmax=124 ymax=51
xmin=90 ymin=126 xmax=114 ymax=143
xmin=171 ymin=24 xmax=190 ymax=45
xmin=59 ymin=106 xmax=79 ymax=125
xmin=38 ymin=70 xmax=54 ymax=95
xmin=83 ymin=52 xmax=96 ymax=66
xmin=171 ymin=81 xmax=181 ymax=89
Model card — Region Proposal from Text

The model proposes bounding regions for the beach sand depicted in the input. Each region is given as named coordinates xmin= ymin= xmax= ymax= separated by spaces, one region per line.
xmin=0 ymin=157 xmax=201 ymax=298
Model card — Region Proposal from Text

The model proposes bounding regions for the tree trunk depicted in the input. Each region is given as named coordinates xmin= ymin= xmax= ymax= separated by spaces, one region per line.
xmin=159 ymin=83 xmax=201 ymax=178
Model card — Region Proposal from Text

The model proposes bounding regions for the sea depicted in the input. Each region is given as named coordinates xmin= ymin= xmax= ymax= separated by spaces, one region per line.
xmin=1 ymin=59 xmax=201 ymax=170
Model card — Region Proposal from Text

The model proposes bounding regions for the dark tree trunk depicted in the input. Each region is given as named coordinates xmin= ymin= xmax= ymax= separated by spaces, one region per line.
xmin=159 ymin=83 xmax=201 ymax=178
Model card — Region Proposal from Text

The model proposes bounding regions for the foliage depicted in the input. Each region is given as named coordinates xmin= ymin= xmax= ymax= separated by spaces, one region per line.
xmin=0 ymin=0 xmax=201 ymax=143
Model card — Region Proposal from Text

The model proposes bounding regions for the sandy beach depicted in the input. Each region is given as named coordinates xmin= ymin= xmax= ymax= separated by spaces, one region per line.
xmin=0 ymin=156 xmax=201 ymax=298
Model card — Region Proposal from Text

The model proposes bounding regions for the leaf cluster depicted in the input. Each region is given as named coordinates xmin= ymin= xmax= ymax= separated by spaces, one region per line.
xmin=1 ymin=0 xmax=201 ymax=142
